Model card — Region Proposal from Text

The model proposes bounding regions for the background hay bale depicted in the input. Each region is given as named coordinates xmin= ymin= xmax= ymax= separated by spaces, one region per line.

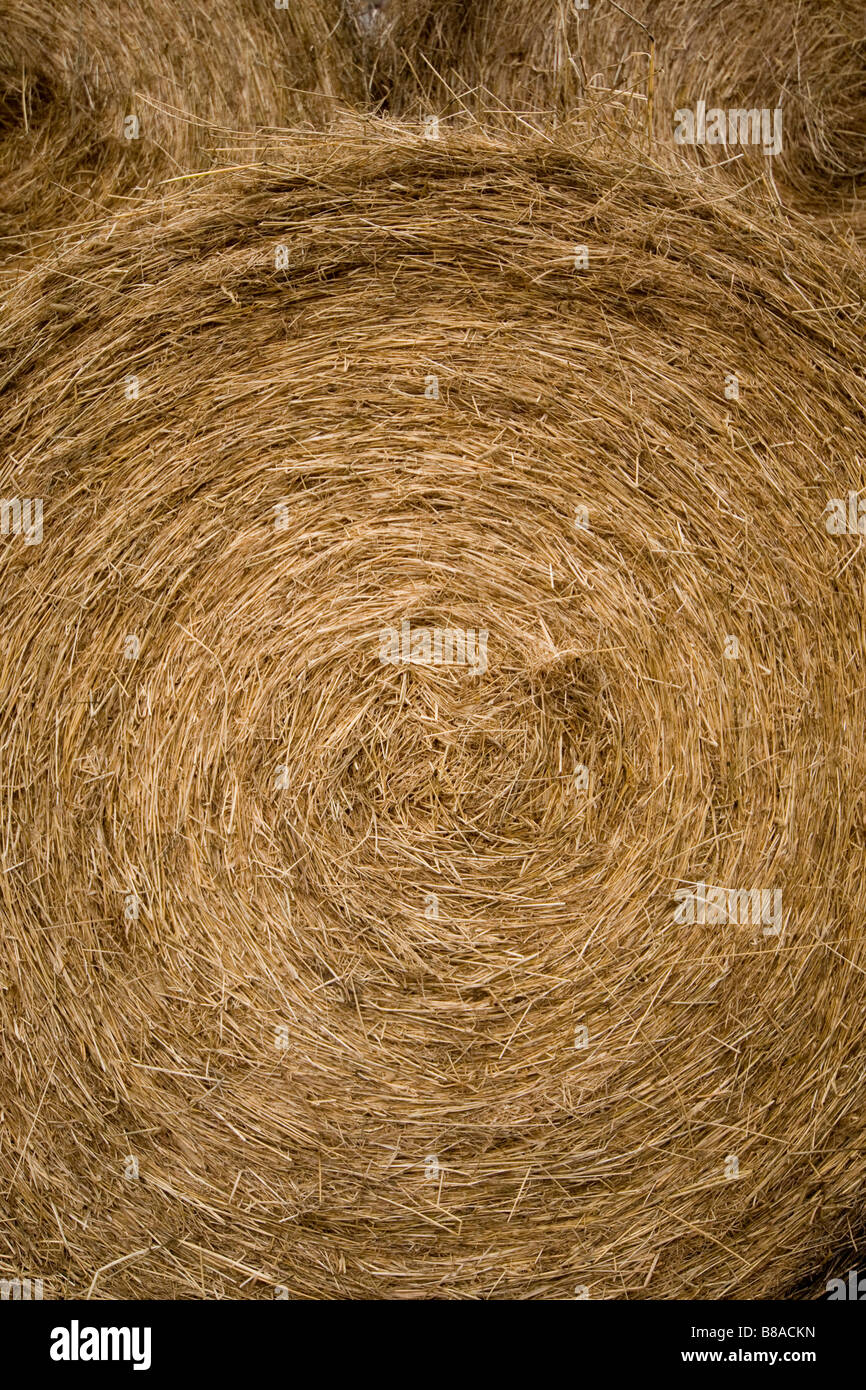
xmin=0 ymin=0 xmax=363 ymax=266
xmin=371 ymin=0 xmax=866 ymax=218
xmin=1 ymin=123 xmax=865 ymax=1298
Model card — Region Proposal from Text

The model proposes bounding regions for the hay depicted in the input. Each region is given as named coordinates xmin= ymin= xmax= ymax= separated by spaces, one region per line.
xmin=0 ymin=0 xmax=363 ymax=266
xmin=5 ymin=0 xmax=862 ymax=277
xmin=2 ymin=122 xmax=865 ymax=1299
xmin=371 ymin=0 xmax=866 ymax=215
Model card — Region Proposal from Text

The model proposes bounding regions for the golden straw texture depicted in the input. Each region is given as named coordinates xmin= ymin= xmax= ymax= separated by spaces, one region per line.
xmin=1 ymin=124 xmax=864 ymax=1298
xmin=372 ymin=0 xmax=866 ymax=217
xmin=0 ymin=0 xmax=363 ymax=264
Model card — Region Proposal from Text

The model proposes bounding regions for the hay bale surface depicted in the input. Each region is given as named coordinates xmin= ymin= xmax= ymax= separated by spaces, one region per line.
xmin=5 ymin=0 xmax=861 ymax=277
xmin=0 ymin=0 xmax=363 ymax=265
xmin=1 ymin=124 xmax=865 ymax=1299
xmin=373 ymin=0 xmax=866 ymax=214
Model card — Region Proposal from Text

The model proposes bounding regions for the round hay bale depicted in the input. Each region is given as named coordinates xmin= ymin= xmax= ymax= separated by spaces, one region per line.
xmin=1 ymin=123 xmax=865 ymax=1300
xmin=371 ymin=0 xmax=866 ymax=215
xmin=0 ymin=0 xmax=363 ymax=265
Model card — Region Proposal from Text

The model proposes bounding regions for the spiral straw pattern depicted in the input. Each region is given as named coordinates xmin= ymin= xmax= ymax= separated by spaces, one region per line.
xmin=1 ymin=125 xmax=865 ymax=1298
